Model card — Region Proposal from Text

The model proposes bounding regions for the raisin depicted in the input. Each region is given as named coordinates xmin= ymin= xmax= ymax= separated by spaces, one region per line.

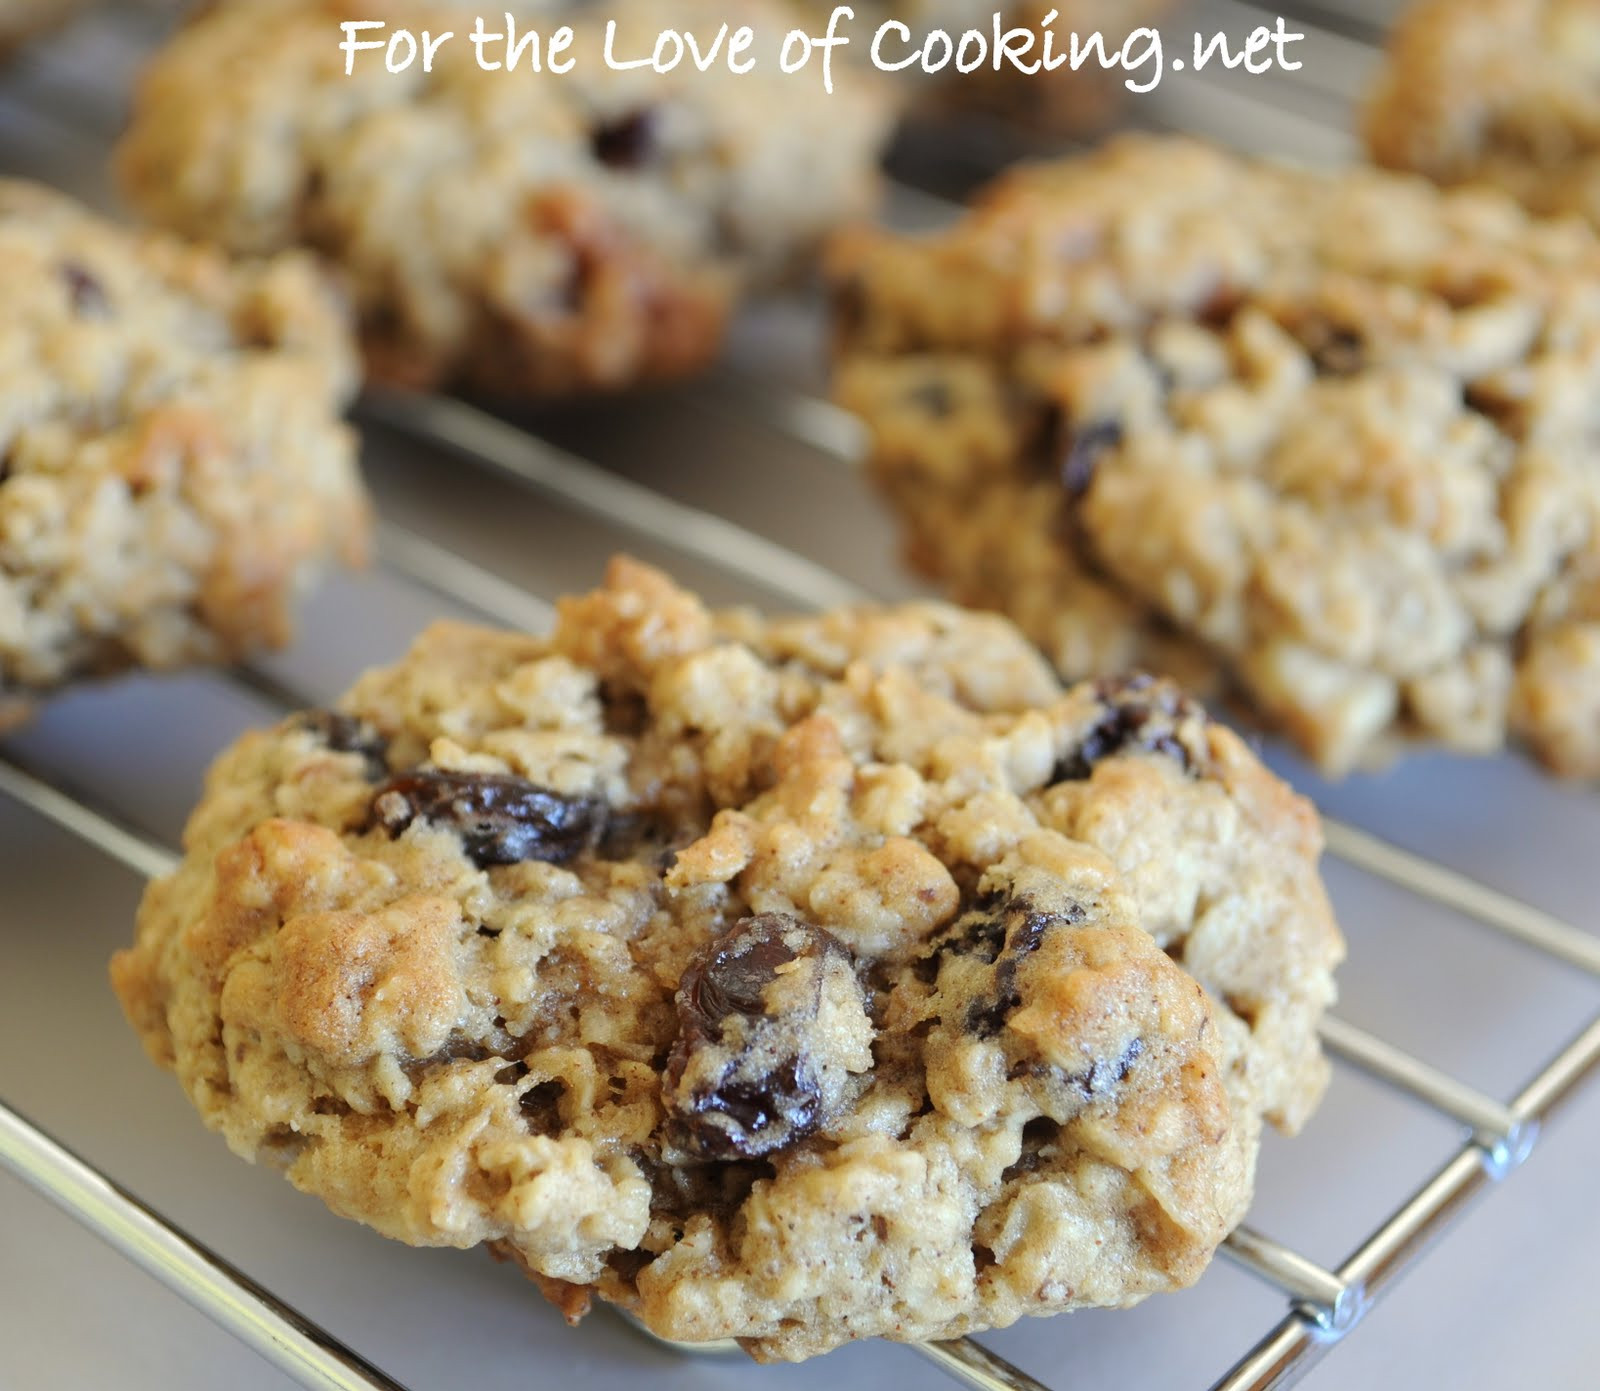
xmin=1198 ymin=285 xmax=1244 ymax=329
xmin=831 ymin=275 xmax=867 ymax=346
xmin=1066 ymin=1037 xmax=1145 ymax=1100
xmin=925 ymin=884 xmax=1012 ymax=968
xmin=909 ymin=380 xmax=954 ymax=418
xmin=1304 ymin=322 xmax=1364 ymax=377
xmin=1060 ymin=420 xmax=1124 ymax=501
xmin=593 ymin=109 xmax=657 ymax=169
xmin=60 ymin=261 xmax=110 ymax=319
xmin=595 ymin=810 xmax=669 ymax=863
xmin=519 ymin=1079 xmax=566 ymax=1137
xmin=369 ymin=770 xmax=606 ymax=869
xmin=1052 ymin=675 xmax=1201 ymax=782
xmin=666 ymin=914 xmax=861 ymax=1161
xmin=950 ymin=896 xmax=1083 ymax=1038
xmin=1021 ymin=402 xmax=1065 ymax=478
xmin=293 ymin=710 xmax=390 ymax=780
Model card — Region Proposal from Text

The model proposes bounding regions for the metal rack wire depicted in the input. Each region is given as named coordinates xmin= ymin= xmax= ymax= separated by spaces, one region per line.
xmin=1 ymin=4 xmax=1598 ymax=1390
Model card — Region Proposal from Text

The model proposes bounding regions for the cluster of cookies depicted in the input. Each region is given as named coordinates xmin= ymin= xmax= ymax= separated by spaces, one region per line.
xmin=0 ymin=0 xmax=1179 ymax=715
xmin=1 ymin=0 xmax=1591 ymax=1369
xmin=1 ymin=0 xmax=894 ymax=711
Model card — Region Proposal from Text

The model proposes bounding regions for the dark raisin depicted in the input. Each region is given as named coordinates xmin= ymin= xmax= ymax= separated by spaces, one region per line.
xmin=923 ymin=884 xmax=1013 ymax=969
xmin=600 ymin=685 xmax=649 ymax=737
xmin=60 ymin=261 xmax=110 ymax=319
xmin=595 ymin=810 xmax=668 ymax=863
xmin=1061 ymin=420 xmax=1124 ymax=501
xmin=605 ymin=1248 xmax=655 ymax=1283
xmin=909 ymin=380 xmax=954 ymax=418
xmin=293 ymin=710 xmax=390 ymax=780
xmin=666 ymin=914 xmax=861 ymax=1161
xmin=593 ymin=109 xmax=657 ymax=169
xmin=1052 ymin=675 xmax=1201 ymax=782
xmin=1198 ymin=285 xmax=1243 ymax=329
xmin=678 ymin=916 xmax=817 ymax=1043
xmin=369 ymin=770 xmax=606 ymax=869
xmin=831 ymin=275 xmax=867 ymax=346
xmin=1021 ymin=402 xmax=1065 ymax=477
xmin=1304 ymin=322 xmax=1364 ymax=377
xmin=1066 ymin=1036 xmax=1145 ymax=1100
xmin=520 ymin=1079 xmax=567 ymax=1137
xmin=956 ymin=897 xmax=1084 ymax=1038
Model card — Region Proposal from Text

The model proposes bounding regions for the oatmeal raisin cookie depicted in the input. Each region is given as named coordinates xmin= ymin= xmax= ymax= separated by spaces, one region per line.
xmin=114 ymin=557 xmax=1341 ymax=1359
xmin=0 ymin=180 xmax=367 ymax=711
xmin=1366 ymin=0 xmax=1600 ymax=228
xmin=118 ymin=0 xmax=892 ymax=396
xmin=833 ymin=135 xmax=1600 ymax=777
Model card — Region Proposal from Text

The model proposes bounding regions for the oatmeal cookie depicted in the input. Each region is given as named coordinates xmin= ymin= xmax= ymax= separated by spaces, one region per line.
xmin=1365 ymin=0 xmax=1600 ymax=228
xmin=113 ymin=557 xmax=1341 ymax=1360
xmin=0 ymin=180 xmax=367 ymax=712
xmin=833 ymin=135 xmax=1600 ymax=777
xmin=117 ymin=0 xmax=891 ymax=397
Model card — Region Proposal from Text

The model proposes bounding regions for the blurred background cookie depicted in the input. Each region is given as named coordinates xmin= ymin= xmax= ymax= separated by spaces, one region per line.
xmin=0 ymin=180 xmax=369 ymax=716
xmin=117 ymin=0 xmax=894 ymax=398
xmin=833 ymin=135 xmax=1600 ymax=779
xmin=1366 ymin=0 xmax=1600 ymax=227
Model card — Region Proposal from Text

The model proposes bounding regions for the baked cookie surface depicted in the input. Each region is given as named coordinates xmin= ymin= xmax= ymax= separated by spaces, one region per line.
xmin=0 ymin=180 xmax=367 ymax=711
xmin=1366 ymin=0 xmax=1600 ymax=227
xmin=833 ymin=135 xmax=1600 ymax=777
xmin=113 ymin=558 xmax=1341 ymax=1360
xmin=117 ymin=0 xmax=891 ymax=397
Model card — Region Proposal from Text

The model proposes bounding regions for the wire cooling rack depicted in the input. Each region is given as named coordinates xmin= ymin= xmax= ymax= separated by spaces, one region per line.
xmin=1 ymin=4 xmax=1598 ymax=1390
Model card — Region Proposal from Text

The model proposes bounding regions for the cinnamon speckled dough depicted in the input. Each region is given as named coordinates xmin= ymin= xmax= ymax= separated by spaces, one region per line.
xmin=0 ymin=180 xmax=368 ymax=712
xmin=0 ymin=0 xmax=86 ymax=55
xmin=1366 ymin=0 xmax=1600 ymax=227
xmin=832 ymin=136 xmax=1600 ymax=778
xmin=117 ymin=0 xmax=892 ymax=397
xmin=113 ymin=558 xmax=1341 ymax=1360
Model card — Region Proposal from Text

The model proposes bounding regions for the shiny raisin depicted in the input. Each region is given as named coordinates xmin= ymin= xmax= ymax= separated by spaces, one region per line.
xmin=1053 ymin=675 xmax=1201 ymax=782
xmin=294 ymin=710 xmax=390 ymax=780
xmin=947 ymin=895 xmax=1083 ymax=1038
xmin=369 ymin=770 xmax=606 ymax=869
xmin=1060 ymin=419 xmax=1124 ymax=501
xmin=1302 ymin=320 xmax=1365 ymax=377
xmin=1067 ymin=1036 xmax=1145 ymax=1100
xmin=60 ymin=261 xmax=110 ymax=318
xmin=665 ymin=914 xmax=867 ymax=1161
xmin=593 ymin=109 xmax=657 ymax=168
